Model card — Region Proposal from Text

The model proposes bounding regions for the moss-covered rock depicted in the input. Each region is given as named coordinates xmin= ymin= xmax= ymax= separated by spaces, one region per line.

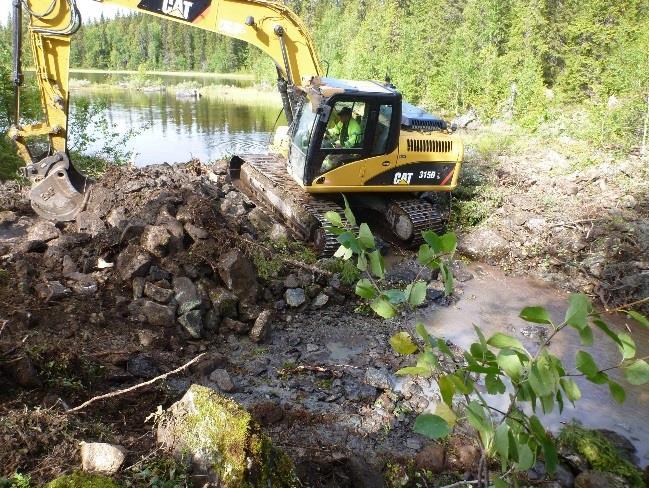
xmin=45 ymin=472 xmax=118 ymax=488
xmin=558 ymin=423 xmax=643 ymax=487
xmin=157 ymin=384 xmax=298 ymax=487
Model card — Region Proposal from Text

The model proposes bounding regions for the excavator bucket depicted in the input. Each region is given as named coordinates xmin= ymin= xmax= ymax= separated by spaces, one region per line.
xmin=24 ymin=152 xmax=89 ymax=222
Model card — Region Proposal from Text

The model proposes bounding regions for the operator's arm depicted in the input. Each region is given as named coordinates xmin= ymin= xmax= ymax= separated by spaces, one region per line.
xmin=342 ymin=119 xmax=363 ymax=148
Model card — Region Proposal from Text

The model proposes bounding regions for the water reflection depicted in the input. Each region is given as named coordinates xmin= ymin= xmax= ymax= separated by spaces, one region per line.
xmin=68 ymin=73 xmax=284 ymax=165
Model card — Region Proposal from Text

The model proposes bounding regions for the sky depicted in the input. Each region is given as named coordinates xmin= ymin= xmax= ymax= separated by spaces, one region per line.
xmin=1 ymin=0 xmax=129 ymax=26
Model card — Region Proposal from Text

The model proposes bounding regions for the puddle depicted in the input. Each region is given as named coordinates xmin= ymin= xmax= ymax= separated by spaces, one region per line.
xmin=418 ymin=264 xmax=649 ymax=463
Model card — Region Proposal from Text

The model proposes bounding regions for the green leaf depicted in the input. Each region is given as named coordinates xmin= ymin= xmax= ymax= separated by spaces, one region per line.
xmin=389 ymin=331 xmax=418 ymax=355
xmin=358 ymin=223 xmax=375 ymax=249
xmin=355 ymin=279 xmax=377 ymax=299
xmin=579 ymin=325 xmax=593 ymax=346
xmin=494 ymin=478 xmax=508 ymax=488
xmin=368 ymin=250 xmax=385 ymax=279
xmin=519 ymin=306 xmax=552 ymax=325
xmin=408 ymin=281 xmax=427 ymax=307
xmin=422 ymin=230 xmax=443 ymax=253
xmin=516 ymin=443 xmax=535 ymax=471
xmin=540 ymin=394 xmax=555 ymax=414
xmin=439 ymin=262 xmax=454 ymax=296
xmin=324 ymin=211 xmax=342 ymax=227
xmin=416 ymin=351 xmax=439 ymax=372
xmin=608 ymin=380 xmax=626 ymax=403
xmin=466 ymin=400 xmax=491 ymax=433
xmin=333 ymin=245 xmax=347 ymax=258
xmin=436 ymin=338 xmax=453 ymax=356
xmin=448 ymin=373 xmax=474 ymax=394
xmin=529 ymin=363 xmax=553 ymax=397
xmin=413 ymin=414 xmax=450 ymax=440
xmin=396 ymin=366 xmax=431 ymax=376
xmin=575 ymin=351 xmax=599 ymax=378
xmin=370 ymin=298 xmax=395 ymax=319
xmin=565 ymin=293 xmax=590 ymax=330
xmin=529 ymin=415 xmax=548 ymax=441
xmin=356 ymin=252 xmax=367 ymax=272
xmin=385 ymin=288 xmax=407 ymax=305
xmin=497 ymin=349 xmax=524 ymax=381
xmin=627 ymin=310 xmax=649 ymax=329
xmin=494 ymin=423 xmax=510 ymax=461
xmin=542 ymin=439 xmax=558 ymax=474
xmin=342 ymin=195 xmax=357 ymax=227
xmin=440 ymin=232 xmax=457 ymax=253
xmin=487 ymin=333 xmax=525 ymax=351
xmin=415 ymin=323 xmax=432 ymax=346
xmin=592 ymin=318 xmax=623 ymax=347
xmin=623 ymin=359 xmax=649 ymax=385
xmin=434 ymin=402 xmax=457 ymax=427
xmin=559 ymin=378 xmax=582 ymax=403
xmin=438 ymin=375 xmax=455 ymax=406
xmin=417 ymin=244 xmax=438 ymax=267
xmin=486 ymin=374 xmax=506 ymax=394
xmin=617 ymin=332 xmax=636 ymax=360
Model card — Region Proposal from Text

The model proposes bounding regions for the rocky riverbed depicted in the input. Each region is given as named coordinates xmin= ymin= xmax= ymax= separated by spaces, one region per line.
xmin=0 ymin=161 xmax=646 ymax=487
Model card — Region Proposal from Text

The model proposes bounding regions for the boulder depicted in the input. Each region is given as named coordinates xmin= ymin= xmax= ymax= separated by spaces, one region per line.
xmin=179 ymin=310 xmax=203 ymax=339
xmin=106 ymin=206 xmax=128 ymax=228
xmin=184 ymin=222 xmax=209 ymax=240
xmin=458 ymin=228 xmax=509 ymax=261
xmin=156 ymin=385 xmax=298 ymax=487
xmin=141 ymin=225 xmax=172 ymax=257
xmin=27 ymin=220 xmax=59 ymax=242
xmin=216 ymin=250 xmax=259 ymax=302
xmin=574 ymin=471 xmax=627 ymax=488
xmin=76 ymin=211 xmax=106 ymax=237
xmin=284 ymin=288 xmax=306 ymax=308
xmin=80 ymin=442 xmax=127 ymax=475
xmin=363 ymin=367 xmax=394 ymax=390
xmin=209 ymin=368 xmax=236 ymax=392
xmin=249 ymin=309 xmax=272 ymax=343
xmin=247 ymin=207 xmax=273 ymax=234
xmin=220 ymin=192 xmax=249 ymax=220
xmin=173 ymin=276 xmax=200 ymax=313
xmin=144 ymin=282 xmax=174 ymax=303
xmin=116 ymin=245 xmax=153 ymax=281
xmin=141 ymin=300 xmax=176 ymax=327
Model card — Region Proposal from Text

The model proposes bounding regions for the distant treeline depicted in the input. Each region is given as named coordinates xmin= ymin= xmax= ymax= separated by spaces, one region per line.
xmin=1 ymin=0 xmax=648 ymax=150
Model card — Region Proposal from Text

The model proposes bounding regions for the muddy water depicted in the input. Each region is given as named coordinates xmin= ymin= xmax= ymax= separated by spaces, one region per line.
xmin=418 ymin=264 xmax=649 ymax=463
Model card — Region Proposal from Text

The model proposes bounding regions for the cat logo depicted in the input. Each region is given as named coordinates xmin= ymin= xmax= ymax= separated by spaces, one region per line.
xmin=393 ymin=172 xmax=413 ymax=185
xmin=162 ymin=0 xmax=194 ymax=19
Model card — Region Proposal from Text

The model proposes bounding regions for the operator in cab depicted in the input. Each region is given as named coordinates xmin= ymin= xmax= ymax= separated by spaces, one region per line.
xmin=327 ymin=106 xmax=363 ymax=148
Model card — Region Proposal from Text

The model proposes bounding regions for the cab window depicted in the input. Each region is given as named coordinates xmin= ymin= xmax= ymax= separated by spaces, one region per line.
xmin=372 ymin=104 xmax=393 ymax=155
xmin=322 ymin=101 xmax=368 ymax=149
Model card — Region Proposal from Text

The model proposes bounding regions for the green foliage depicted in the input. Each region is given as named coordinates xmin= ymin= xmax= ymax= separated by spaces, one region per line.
xmin=45 ymin=473 xmax=117 ymax=488
xmin=125 ymin=456 xmax=191 ymax=488
xmin=0 ymin=473 xmax=31 ymax=488
xmin=387 ymin=294 xmax=649 ymax=483
xmin=557 ymin=424 xmax=644 ymax=487
xmin=251 ymin=238 xmax=316 ymax=280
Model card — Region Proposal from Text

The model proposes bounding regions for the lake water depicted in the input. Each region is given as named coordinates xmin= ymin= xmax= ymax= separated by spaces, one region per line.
xmin=68 ymin=72 xmax=285 ymax=166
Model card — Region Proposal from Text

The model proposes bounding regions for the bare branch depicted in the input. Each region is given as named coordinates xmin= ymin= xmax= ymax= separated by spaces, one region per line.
xmin=67 ymin=353 xmax=205 ymax=414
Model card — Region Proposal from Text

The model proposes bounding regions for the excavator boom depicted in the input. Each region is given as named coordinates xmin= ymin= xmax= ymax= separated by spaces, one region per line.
xmin=10 ymin=0 xmax=323 ymax=221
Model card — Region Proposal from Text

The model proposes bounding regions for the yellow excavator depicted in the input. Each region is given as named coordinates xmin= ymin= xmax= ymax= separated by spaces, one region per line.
xmin=9 ymin=0 xmax=463 ymax=255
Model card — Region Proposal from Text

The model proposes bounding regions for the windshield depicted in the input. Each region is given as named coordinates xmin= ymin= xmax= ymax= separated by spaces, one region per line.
xmin=288 ymin=103 xmax=318 ymax=178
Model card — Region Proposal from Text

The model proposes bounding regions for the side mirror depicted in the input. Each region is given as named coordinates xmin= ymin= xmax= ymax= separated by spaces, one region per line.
xmin=450 ymin=122 xmax=458 ymax=132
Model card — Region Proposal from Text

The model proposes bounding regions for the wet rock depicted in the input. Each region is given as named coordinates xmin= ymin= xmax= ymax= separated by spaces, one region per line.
xmin=216 ymin=250 xmax=259 ymax=302
xmin=574 ymin=471 xmax=627 ymax=488
xmin=156 ymin=385 xmax=297 ymax=486
xmin=210 ymin=288 xmax=239 ymax=318
xmin=415 ymin=444 xmax=446 ymax=473
xmin=249 ymin=309 xmax=272 ymax=343
xmin=386 ymin=259 xmax=433 ymax=283
xmin=71 ymin=279 xmax=98 ymax=296
xmin=80 ymin=442 xmax=127 ymax=475
xmin=62 ymin=255 xmax=78 ymax=275
xmin=364 ymin=367 xmax=394 ymax=390
xmin=312 ymin=293 xmax=329 ymax=308
xmin=27 ymin=220 xmax=59 ymax=242
xmin=209 ymin=368 xmax=236 ymax=392
xmin=527 ymin=460 xmax=547 ymax=481
xmin=76 ymin=211 xmax=106 ymax=237
xmin=144 ymin=282 xmax=174 ymax=303
xmin=127 ymin=354 xmax=160 ymax=378
xmin=173 ymin=276 xmax=200 ymax=311
xmin=184 ymin=222 xmax=208 ymax=240
xmin=458 ymin=228 xmax=509 ymax=261
xmin=35 ymin=280 xmax=71 ymax=300
xmin=222 ymin=317 xmax=251 ymax=334
xmin=141 ymin=225 xmax=172 ymax=258
xmin=141 ymin=300 xmax=176 ymax=327
xmin=285 ymin=288 xmax=306 ymax=307
xmin=117 ymin=244 xmax=153 ymax=281
xmin=179 ymin=310 xmax=203 ymax=339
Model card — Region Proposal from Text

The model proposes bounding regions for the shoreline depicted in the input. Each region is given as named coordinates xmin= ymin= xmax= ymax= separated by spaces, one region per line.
xmin=23 ymin=67 xmax=255 ymax=80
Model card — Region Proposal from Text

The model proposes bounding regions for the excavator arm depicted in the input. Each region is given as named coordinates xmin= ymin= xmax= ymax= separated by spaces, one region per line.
xmin=10 ymin=0 xmax=323 ymax=221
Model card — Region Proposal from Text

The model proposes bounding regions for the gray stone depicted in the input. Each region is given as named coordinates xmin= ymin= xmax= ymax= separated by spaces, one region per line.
xmin=27 ymin=221 xmax=59 ymax=242
xmin=35 ymin=281 xmax=71 ymax=300
xmin=209 ymin=368 xmax=236 ymax=392
xmin=451 ymin=260 xmax=474 ymax=282
xmin=76 ymin=211 xmax=106 ymax=237
xmin=141 ymin=225 xmax=172 ymax=257
xmin=144 ymin=282 xmax=174 ymax=303
xmin=204 ymin=309 xmax=221 ymax=332
xmin=284 ymin=274 xmax=300 ymax=288
xmin=574 ymin=471 xmax=627 ymax=488
xmin=106 ymin=206 xmax=128 ymax=228
xmin=80 ymin=442 xmax=127 ymax=475
xmin=249 ymin=310 xmax=272 ymax=343
xmin=312 ymin=293 xmax=329 ymax=308
xmin=209 ymin=288 xmax=238 ymax=318
xmin=219 ymin=191 xmax=248 ymax=219
xmin=184 ymin=222 xmax=209 ymax=240
xmin=554 ymin=464 xmax=575 ymax=488
xmin=127 ymin=354 xmax=160 ymax=378
xmin=268 ymin=223 xmax=288 ymax=242
xmin=137 ymin=329 xmax=162 ymax=347
xmin=132 ymin=277 xmax=146 ymax=299
xmin=364 ymin=367 xmax=394 ymax=390
xmin=458 ymin=228 xmax=509 ymax=261
xmin=247 ymin=207 xmax=273 ymax=233
xmin=0 ymin=211 xmax=18 ymax=226
xmin=149 ymin=265 xmax=172 ymax=281
xmin=173 ymin=276 xmax=199 ymax=310
xmin=216 ymin=250 xmax=259 ymax=302
xmin=141 ymin=300 xmax=176 ymax=327
xmin=179 ymin=310 xmax=203 ymax=339
xmin=284 ymin=288 xmax=306 ymax=307
xmin=117 ymin=245 xmax=153 ymax=281
xmin=62 ymin=255 xmax=78 ymax=275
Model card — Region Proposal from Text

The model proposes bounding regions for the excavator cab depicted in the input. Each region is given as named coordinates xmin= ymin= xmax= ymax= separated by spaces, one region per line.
xmin=287 ymin=79 xmax=402 ymax=187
